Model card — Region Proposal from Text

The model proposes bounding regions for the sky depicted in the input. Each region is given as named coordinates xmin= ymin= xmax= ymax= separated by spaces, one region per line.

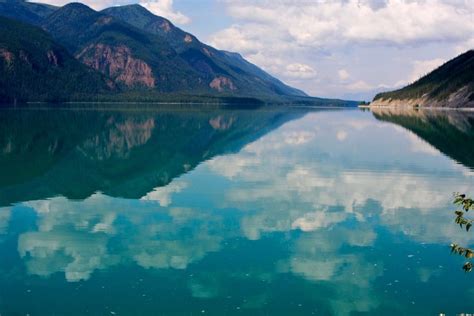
xmin=32 ymin=0 xmax=474 ymax=100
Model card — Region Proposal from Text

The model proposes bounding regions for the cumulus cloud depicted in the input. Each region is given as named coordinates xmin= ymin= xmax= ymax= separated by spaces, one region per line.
xmin=15 ymin=192 xmax=228 ymax=282
xmin=208 ymin=110 xmax=474 ymax=245
xmin=336 ymin=130 xmax=348 ymax=141
xmin=346 ymin=80 xmax=374 ymax=91
xmin=210 ymin=0 xmax=474 ymax=98
xmin=18 ymin=230 xmax=118 ymax=282
xmin=139 ymin=0 xmax=191 ymax=24
xmin=407 ymin=58 xmax=446 ymax=83
xmin=141 ymin=180 xmax=188 ymax=206
xmin=338 ymin=69 xmax=350 ymax=81
xmin=283 ymin=131 xmax=315 ymax=145
xmin=217 ymin=0 xmax=473 ymax=47
xmin=284 ymin=63 xmax=317 ymax=79
xmin=455 ymin=38 xmax=474 ymax=54
xmin=291 ymin=211 xmax=347 ymax=232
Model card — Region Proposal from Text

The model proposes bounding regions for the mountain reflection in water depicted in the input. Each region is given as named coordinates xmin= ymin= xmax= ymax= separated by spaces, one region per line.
xmin=0 ymin=106 xmax=474 ymax=315
xmin=373 ymin=107 xmax=474 ymax=170
xmin=0 ymin=107 xmax=304 ymax=205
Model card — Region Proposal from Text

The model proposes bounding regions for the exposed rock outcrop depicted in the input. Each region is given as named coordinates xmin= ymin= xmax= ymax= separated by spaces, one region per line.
xmin=209 ymin=76 xmax=236 ymax=92
xmin=160 ymin=20 xmax=171 ymax=32
xmin=95 ymin=16 xmax=113 ymax=26
xmin=0 ymin=48 xmax=14 ymax=66
xmin=47 ymin=50 xmax=59 ymax=66
xmin=184 ymin=34 xmax=193 ymax=43
xmin=202 ymin=47 xmax=212 ymax=57
xmin=77 ymin=44 xmax=155 ymax=88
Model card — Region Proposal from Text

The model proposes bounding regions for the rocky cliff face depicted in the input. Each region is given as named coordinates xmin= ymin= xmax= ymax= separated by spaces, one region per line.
xmin=101 ymin=4 xmax=309 ymax=98
xmin=1 ymin=48 xmax=62 ymax=68
xmin=209 ymin=76 xmax=236 ymax=92
xmin=0 ymin=48 xmax=14 ymax=65
xmin=77 ymin=44 xmax=155 ymax=88
xmin=0 ymin=16 xmax=109 ymax=102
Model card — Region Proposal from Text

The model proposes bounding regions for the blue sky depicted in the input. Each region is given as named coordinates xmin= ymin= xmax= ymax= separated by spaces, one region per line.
xmin=33 ymin=0 xmax=474 ymax=100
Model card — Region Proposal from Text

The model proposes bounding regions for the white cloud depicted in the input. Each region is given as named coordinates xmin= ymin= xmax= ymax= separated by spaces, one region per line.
xmin=455 ymin=38 xmax=474 ymax=54
xmin=284 ymin=63 xmax=317 ymax=79
xmin=336 ymin=130 xmax=348 ymax=141
xmin=15 ymin=193 xmax=227 ymax=281
xmin=207 ymin=154 xmax=260 ymax=179
xmin=407 ymin=58 xmax=446 ymax=83
xmin=338 ymin=69 xmax=350 ymax=81
xmin=395 ymin=128 xmax=440 ymax=156
xmin=141 ymin=180 xmax=188 ymax=206
xmin=139 ymin=0 xmax=191 ymax=24
xmin=218 ymin=0 xmax=473 ymax=47
xmin=210 ymin=0 xmax=474 ymax=98
xmin=346 ymin=80 xmax=374 ymax=91
xmin=291 ymin=211 xmax=347 ymax=232
xmin=207 ymin=110 xmax=474 ymax=247
xmin=283 ymin=131 xmax=315 ymax=145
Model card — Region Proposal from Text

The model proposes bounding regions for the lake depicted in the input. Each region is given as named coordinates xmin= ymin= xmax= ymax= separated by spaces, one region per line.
xmin=0 ymin=106 xmax=473 ymax=315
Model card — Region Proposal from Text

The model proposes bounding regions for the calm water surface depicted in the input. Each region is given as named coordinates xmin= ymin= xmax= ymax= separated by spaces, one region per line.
xmin=0 ymin=106 xmax=474 ymax=315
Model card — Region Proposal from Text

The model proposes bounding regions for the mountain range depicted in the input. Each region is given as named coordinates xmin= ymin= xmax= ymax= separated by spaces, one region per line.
xmin=0 ymin=0 xmax=355 ymax=106
xmin=371 ymin=50 xmax=474 ymax=108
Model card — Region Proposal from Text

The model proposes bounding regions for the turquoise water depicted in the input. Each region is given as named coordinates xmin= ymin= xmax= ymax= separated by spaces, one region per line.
xmin=0 ymin=106 xmax=474 ymax=315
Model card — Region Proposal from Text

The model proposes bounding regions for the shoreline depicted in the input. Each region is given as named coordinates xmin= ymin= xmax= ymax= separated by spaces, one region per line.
xmin=364 ymin=105 xmax=474 ymax=112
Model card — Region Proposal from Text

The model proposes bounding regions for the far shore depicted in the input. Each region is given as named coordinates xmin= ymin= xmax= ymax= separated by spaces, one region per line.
xmin=361 ymin=104 xmax=474 ymax=111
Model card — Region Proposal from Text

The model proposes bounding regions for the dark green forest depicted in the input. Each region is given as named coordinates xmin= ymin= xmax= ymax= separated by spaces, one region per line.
xmin=374 ymin=50 xmax=474 ymax=102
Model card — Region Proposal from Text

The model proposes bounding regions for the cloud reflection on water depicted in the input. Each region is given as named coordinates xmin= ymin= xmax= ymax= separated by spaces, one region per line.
xmin=2 ymin=109 xmax=474 ymax=314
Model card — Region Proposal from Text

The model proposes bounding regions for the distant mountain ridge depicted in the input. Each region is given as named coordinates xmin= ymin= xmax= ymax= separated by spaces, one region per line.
xmin=0 ymin=0 xmax=56 ymax=25
xmin=0 ymin=0 xmax=351 ymax=105
xmin=102 ymin=4 xmax=307 ymax=97
xmin=42 ymin=3 xmax=203 ymax=92
xmin=371 ymin=50 xmax=474 ymax=108
xmin=0 ymin=16 xmax=109 ymax=103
